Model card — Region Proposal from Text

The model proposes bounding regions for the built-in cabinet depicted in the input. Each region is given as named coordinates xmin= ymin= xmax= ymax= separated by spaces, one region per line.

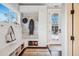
xmin=20 ymin=5 xmax=48 ymax=47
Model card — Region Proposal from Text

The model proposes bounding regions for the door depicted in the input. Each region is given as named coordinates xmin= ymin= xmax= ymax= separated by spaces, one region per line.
xmin=67 ymin=3 xmax=79 ymax=56
xmin=74 ymin=3 xmax=79 ymax=56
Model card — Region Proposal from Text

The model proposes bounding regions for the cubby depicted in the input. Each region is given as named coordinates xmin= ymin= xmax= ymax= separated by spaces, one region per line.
xmin=28 ymin=41 xmax=38 ymax=46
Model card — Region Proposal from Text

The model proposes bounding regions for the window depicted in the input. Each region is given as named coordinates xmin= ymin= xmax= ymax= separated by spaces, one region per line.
xmin=0 ymin=4 xmax=17 ymax=23
xmin=9 ymin=10 xmax=17 ymax=23
xmin=0 ymin=4 xmax=9 ymax=22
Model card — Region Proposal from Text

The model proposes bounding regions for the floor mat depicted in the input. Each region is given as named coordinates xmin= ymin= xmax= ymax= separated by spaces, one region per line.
xmin=20 ymin=47 xmax=51 ymax=56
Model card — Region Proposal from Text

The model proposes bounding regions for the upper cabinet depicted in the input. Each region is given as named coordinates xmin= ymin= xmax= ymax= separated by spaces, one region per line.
xmin=0 ymin=4 xmax=17 ymax=23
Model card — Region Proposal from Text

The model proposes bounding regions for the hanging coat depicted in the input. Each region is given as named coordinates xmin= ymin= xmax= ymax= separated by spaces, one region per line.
xmin=29 ymin=19 xmax=34 ymax=35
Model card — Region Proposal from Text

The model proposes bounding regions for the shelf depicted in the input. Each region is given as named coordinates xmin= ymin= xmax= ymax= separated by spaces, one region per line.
xmin=48 ymin=44 xmax=61 ymax=46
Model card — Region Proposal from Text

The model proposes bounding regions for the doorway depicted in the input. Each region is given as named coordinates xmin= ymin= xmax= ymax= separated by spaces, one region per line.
xmin=47 ymin=4 xmax=67 ymax=56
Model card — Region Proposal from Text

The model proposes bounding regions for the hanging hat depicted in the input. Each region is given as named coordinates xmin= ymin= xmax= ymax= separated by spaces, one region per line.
xmin=22 ymin=18 xmax=28 ymax=24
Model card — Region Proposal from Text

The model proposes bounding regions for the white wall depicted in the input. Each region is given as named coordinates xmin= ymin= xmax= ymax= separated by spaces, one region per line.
xmin=38 ymin=6 xmax=48 ymax=46
xmin=0 ymin=3 xmax=22 ymax=51
xmin=20 ymin=5 xmax=48 ymax=47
